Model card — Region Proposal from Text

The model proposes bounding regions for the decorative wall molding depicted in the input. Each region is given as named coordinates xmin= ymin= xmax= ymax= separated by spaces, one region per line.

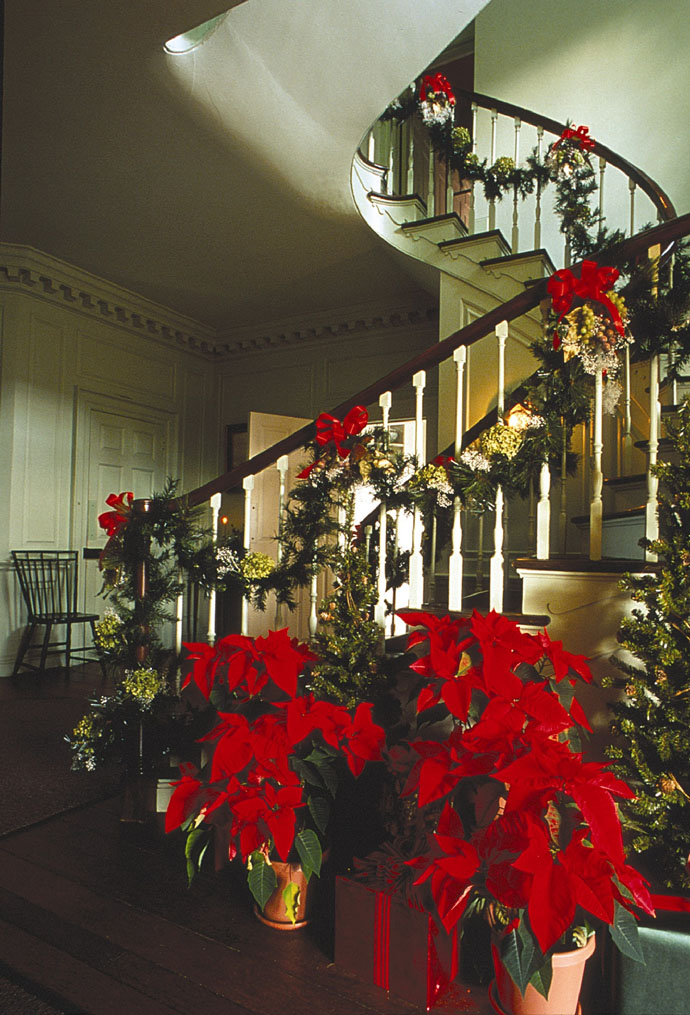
xmin=215 ymin=298 xmax=439 ymax=358
xmin=0 ymin=244 xmax=439 ymax=363
xmin=0 ymin=243 xmax=218 ymax=359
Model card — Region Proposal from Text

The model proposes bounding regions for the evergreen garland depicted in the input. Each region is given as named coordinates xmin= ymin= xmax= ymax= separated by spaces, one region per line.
xmin=606 ymin=399 xmax=690 ymax=891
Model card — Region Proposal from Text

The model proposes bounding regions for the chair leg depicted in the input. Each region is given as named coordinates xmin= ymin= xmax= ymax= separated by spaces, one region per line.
xmin=65 ymin=622 xmax=72 ymax=678
xmin=90 ymin=621 xmax=107 ymax=680
xmin=12 ymin=623 xmax=36 ymax=676
xmin=38 ymin=622 xmax=53 ymax=674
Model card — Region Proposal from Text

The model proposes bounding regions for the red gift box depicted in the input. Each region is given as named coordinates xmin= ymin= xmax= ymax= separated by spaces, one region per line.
xmin=335 ymin=873 xmax=459 ymax=1009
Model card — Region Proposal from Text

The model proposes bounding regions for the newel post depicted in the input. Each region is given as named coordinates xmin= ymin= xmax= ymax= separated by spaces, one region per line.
xmin=132 ymin=498 xmax=153 ymax=664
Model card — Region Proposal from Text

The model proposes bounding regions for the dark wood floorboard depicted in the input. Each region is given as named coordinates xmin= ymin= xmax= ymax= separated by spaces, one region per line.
xmin=0 ymin=796 xmax=492 ymax=1015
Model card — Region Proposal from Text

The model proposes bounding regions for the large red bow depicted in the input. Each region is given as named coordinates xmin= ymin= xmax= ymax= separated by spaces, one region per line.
xmin=420 ymin=73 xmax=456 ymax=106
xmin=315 ymin=405 xmax=368 ymax=457
xmin=98 ymin=491 xmax=134 ymax=537
xmin=299 ymin=406 xmax=368 ymax=478
xmin=547 ymin=260 xmax=624 ymax=347
xmin=553 ymin=124 xmax=595 ymax=152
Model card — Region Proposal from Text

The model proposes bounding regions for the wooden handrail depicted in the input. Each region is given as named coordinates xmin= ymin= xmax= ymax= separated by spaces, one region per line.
xmin=453 ymin=87 xmax=677 ymax=224
xmin=183 ymin=212 xmax=690 ymax=509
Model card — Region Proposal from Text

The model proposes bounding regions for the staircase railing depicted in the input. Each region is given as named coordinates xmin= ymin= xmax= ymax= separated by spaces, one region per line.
xmin=363 ymin=85 xmax=676 ymax=268
xmin=165 ymin=213 xmax=690 ymax=647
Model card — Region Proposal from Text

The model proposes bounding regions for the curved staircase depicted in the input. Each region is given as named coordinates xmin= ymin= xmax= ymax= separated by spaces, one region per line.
xmin=170 ymin=77 xmax=690 ymax=740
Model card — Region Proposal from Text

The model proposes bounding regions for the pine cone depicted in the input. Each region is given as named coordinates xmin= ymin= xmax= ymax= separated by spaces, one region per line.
xmin=658 ymin=775 xmax=677 ymax=796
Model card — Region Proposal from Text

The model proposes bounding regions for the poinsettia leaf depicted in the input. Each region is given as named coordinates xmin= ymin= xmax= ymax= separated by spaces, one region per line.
xmin=500 ymin=929 xmax=530 ymax=997
xmin=295 ymin=828 xmax=322 ymax=881
xmin=307 ymin=794 xmax=330 ymax=836
xmin=610 ymin=901 xmax=644 ymax=962
xmin=529 ymin=957 xmax=553 ymax=1000
xmin=184 ymin=826 xmax=209 ymax=886
xmin=282 ymin=881 xmax=301 ymax=924
xmin=293 ymin=758 xmax=326 ymax=789
xmin=248 ymin=857 xmax=277 ymax=912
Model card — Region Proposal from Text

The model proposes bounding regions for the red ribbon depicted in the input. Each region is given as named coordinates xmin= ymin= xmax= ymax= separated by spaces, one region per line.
xmin=315 ymin=405 xmax=368 ymax=458
xmin=553 ymin=124 xmax=595 ymax=152
xmin=299 ymin=406 xmax=368 ymax=478
xmin=420 ymin=73 xmax=456 ymax=106
xmin=547 ymin=259 xmax=624 ymax=347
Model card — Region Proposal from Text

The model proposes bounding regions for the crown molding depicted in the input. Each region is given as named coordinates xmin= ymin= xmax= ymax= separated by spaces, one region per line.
xmin=0 ymin=244 xmax=439 ymax=362
xmin=0 ymin=243 xmax=218 ymax=358
xmin=214 ymin=297 xmax=438 ymax=358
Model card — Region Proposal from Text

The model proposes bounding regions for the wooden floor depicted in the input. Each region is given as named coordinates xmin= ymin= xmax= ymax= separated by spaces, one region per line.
xmin=0 ymin=794 xmax=494 ymax=1015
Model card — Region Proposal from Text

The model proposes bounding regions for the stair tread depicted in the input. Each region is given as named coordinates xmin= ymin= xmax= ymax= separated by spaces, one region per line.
xmin=514 ymin=555 xmax=659 ymax=574
xmin=603 ymin=473 xmax=646 ymax=487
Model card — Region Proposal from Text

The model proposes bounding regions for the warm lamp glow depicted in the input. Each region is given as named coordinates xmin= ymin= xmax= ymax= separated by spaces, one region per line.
xmin=506 ymin=403 xmax=533 ymax=431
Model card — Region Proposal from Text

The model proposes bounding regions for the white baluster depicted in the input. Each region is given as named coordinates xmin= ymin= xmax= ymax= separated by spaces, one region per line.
xmin=309 ymin=568 xmax=319 ymax=638
xmin=375 ymin=391 xmax=392 ymax=629
xmin=207 ymin=492 xmax=222 ymax=645
xmin=629 ymin=179 xmax=637 ymax=236
xmin=646 ymin=353 xmax=660 ymax=561
xmin=622 ymin=345 xmax=633 ymax=473
xmin=427 ymin=146 xmax=435 ymax=217
xmin=240 ymin=476 xmax=254 ymax=636
xmin=406 ymin=119 xmax=415 ymax=194
xmin=469 ymin=102 xmax=478 ymax=233
xmin=446 ymin=161 xmax=454 ymax=216
xmin=367 ymin=129 xmax=375 ymax=164
xmin=590 ymin=371 xmax=604 ymax=561
xmin=409 ymin=371 xmax=426 ymax=608
xmin=387 ymin=120 xmax=396 ymax=196
xmin=175 ymin=569 xmax=184 ymax=693
xmin=536 ymin=461 xmax=551 ymax=559
xmin=448 ymin=346 xmax=466 ymax=612
xmin=488 ymin=108 xmax=498 ymax=231
xmin=490 ymin=486 xmax=505 ymax=612
xmin=512 ymin=117 xmax=521 ymax=252
xmin=275 ymin=455 xmax=289 ymax=628
xmin=490 ymin=323 xmax=508 ymax=607
xmin=534 ymin=126 xmax=543 ymax=248
xmin=598 ymin=157 xmax=606 ymax=232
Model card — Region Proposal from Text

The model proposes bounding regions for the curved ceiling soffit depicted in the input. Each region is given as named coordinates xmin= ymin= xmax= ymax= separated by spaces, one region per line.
xmin=157 ymin=0 xmax=491 ymax=214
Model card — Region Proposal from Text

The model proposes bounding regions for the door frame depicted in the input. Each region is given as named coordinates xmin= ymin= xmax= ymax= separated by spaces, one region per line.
xmin=71 ymin=387 xmax=179 ymax=558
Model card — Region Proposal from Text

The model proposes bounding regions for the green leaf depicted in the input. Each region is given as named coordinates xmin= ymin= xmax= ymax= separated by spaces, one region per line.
xmin=282 ymin=881 xmax=301 ymax=925
xmin=314 ymin=759 xmax=338 ymax=797
xmin=292 ymin=758 xmax=325 ymax=789
xmin=307 ymin=794 xmax=331 ymax=836
xmin=184 ymin=826 xmax=209 ymax=886
xmin=248 ymin=857 xmax=277 ymax=912
xmin=529 ymin=957 xmax=553 ymax=1000
xmin=295 ymin=828 xmax=322 ymax=884
xmin=500 ymin=929 xmax=530 ymax=997
xmin=610 ymin=901 xmax=645 ymax=963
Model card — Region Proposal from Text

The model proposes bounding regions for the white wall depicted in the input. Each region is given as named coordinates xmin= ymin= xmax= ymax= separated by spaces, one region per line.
xmin=475 ymin=0 xmax=690 ymax=220
xmin=0 ymin=246 xmax=222 ymax=673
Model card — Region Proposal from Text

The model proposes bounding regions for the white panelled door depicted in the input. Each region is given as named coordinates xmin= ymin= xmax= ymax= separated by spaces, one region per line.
xmin=245 ymin=411 xmax=316 ymax=640
xmin=79 ymin=401 xmax=172 ymax=618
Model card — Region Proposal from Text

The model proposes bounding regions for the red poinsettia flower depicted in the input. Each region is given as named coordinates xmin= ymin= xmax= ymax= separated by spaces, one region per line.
xmin=227 ymin=774 xmax=305 ymax=862
xmin=534 ymin=630 xmax=592 ymax=685
xmin=98 ymin=491 xmax=134 ymax=537
xmin=339 ymin=703 xmax=386 ymax=777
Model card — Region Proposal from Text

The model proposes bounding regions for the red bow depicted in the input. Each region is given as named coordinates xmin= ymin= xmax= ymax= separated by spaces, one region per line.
xmin=299 ymin=406 xmax=368 ymax=478
xmin=98 ymin=491 xmax=134 ymax=537
xmin=420 ymin=73 xmax=456 ymax=106
xmin=547 ymin=260 xmax=623 ymax=347
xmin=553 ymin=124 xmax=595 ymax=152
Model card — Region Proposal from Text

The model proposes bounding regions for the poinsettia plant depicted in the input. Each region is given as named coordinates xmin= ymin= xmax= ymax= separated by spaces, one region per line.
xmin=165 ymin=628 xmax=386 ymax=923
xmin=395 ymin=609 xmax=654 ymax=1000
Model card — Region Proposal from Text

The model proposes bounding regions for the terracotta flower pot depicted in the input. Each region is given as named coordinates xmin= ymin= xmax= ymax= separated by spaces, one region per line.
xmin=254 ymin=860 xmax=314 ymax=930
xmin=490 ymin=932 xmax=595 ymax=1015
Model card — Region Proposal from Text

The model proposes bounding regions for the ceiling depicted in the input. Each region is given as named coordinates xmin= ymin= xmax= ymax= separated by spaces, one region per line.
xmin=1 ymin=1 xmax=487 ymax=338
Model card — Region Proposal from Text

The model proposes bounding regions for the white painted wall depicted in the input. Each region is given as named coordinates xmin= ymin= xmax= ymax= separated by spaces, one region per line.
xmin=475 ymin=0 xmax=690 ymax=222
xmin=0 ymin=247 xmax=222 ymax=673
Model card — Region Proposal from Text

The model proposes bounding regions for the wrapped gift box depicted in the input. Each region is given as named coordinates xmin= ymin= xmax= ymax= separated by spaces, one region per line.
xmin=615 ymin=895 xmax=690 ymax=1015
xmin=335 ymin=873 xmax=458 ymax=1009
